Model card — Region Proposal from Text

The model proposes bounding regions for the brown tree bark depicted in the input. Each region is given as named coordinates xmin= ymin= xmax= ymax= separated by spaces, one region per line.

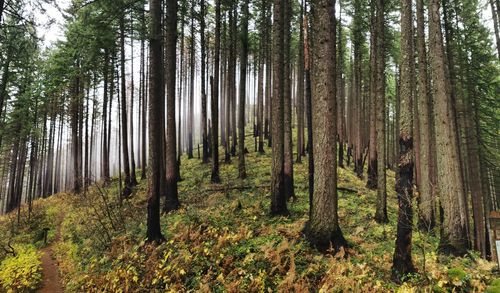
xmin=211 ymin=0 xmax=221 ymax=183
xmin=164 ymin=0 xmax=180 ymax=213
xmin=120 ymin=17 xmax=134 ymax=198
xmin=306 ymin=0 xmax=347 ymax=253
xmin=367 ymin=2 xmax=378 ymax=190
xmin=283 ymin=0 xmax=294 ymax=200
xmin=146 ymin=0 xmax=165 ymax=243
xmin=102 ymin=49 xmax=111 ymax=184
xmin=188 ymin=2 xmax=195 ymax=159
xmin=374 ymin=0 xmax=388 ymax=224
xmin=200 ymin=0 xmax=208 ymax=164
xmin=238 ymin=0 xmax=249 ymax=179
xmin=296 ymin=0 xmax=305 ymax=162
xmin=392 ymin=0 xmax=416 ymax=279
xmin=270 ymin=0 xmax=288 ymax=216
xmin=416 ymin=0 xmax=436 ymax=230
xmin=429 ymin=0 xmax=469 ymax=255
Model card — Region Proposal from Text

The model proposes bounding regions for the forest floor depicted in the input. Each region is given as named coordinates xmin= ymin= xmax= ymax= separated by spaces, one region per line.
xmin=1 ymin=136 xmax=500 ymax=292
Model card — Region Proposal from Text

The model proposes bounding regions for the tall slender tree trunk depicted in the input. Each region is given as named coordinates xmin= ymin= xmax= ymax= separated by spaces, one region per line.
xmin=130 ymin=17 xmax=138 ymax=186
xmin=71 ymin=69 xmax=81 ymax=194
xmin=200 ymin=0 xmax=208 ymax=164
xmin=304 ymin=12 xmax=314 ymax=216
xmin=238 ymin=0 xmax=249 ymax=179
xmin=230 ymin=7 xmax=238 ymax=157
xmin=283 ymin=0 xmax=294 ymax=200
xmin=188 ymin=2 xmax=195 ymax=159
xmin=141 ymin=4 xmax=147 ymax=179
xmin=270 ymin=0 xmax=288 ymax=216
xmin=120 ymin=17 xmax=134 ymax=197
xmin=337 ymin=3 xmax=345 ymax=168
xmin=211 ymin=0 xmax=221 ymax=183
xmin=392 ymin=0 xmax=416 ymax=279
xmin=102 ymin=50 xmax=110 ymax=183
xmin=367 ymin=2 xmax=378 ymax=190
xmin=296 ymin=0 xmax=305 ymax=162
xmin=164 ymin=0 xmax=180 ymax=212
xmin=416 ymin=0 xmax=435 ymax=230
xmin=374 ymin=0 xmax=388 ymax=224
xmin=146 ymin=0 xmax=165 ymax=243
xmin=353 ymin=0 xmax=364 ymax=178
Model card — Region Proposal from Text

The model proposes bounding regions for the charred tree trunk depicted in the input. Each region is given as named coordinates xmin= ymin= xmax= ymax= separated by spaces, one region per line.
xmin=392 ymin=0 xmax=416 ymax=280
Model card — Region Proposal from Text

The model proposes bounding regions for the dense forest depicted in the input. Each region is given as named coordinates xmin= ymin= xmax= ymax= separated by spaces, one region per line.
xmin=0 ymin=0 xmax=499 ymax=291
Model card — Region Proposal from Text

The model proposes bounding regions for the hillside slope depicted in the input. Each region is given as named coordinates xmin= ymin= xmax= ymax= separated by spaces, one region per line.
xmin=0 ymin=141 xmax=499 ymax=292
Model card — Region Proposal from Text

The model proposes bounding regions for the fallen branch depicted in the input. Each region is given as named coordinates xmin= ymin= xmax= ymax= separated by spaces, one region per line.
xmin=205 ymin=184 xmax=269 ymax=192
xmin=338 ymin=186 xmax=358 ymax=193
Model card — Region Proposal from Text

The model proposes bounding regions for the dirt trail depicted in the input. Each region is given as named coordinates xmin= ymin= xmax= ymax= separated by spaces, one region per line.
xmin=38 ymin=220 xmax=64 ymax=293
xmin=38 ymin=245 xmax=63 ymax=293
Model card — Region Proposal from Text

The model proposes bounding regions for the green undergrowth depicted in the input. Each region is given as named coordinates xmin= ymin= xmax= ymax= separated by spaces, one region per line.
xmin=1 ymin=136 xmax=498 ymax=292
xmin=0 ymin=194 xmax=67 ymax=292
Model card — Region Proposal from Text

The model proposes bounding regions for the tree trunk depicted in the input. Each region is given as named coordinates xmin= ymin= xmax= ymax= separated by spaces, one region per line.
xmin=164 ymin=0 xmax=180 ymax=213
xmin=188 ymin=2 xmax=195 ymax=159
xmin=283 ymin=0 xmax=294 ymax=200
xmin=367 ymin=2 xmax=378 ymax=190
xmin=146 ymin=0 xmax=165 ymax=243
xmin=211 ymin=0 xmax=221 ymax=183
xmin=120 ymin=17 xmax=134 ymax=198
xmin=270 ymin=0 xmax=288 ymax=216
xmin=129 ymin=16 xmax=138 ymax=186
xmin=200 ymin=0 xmax=208 ymax=164
xmin=428 ymin=0 xmax=469 ymax=255
xmin=416 ymin=0 xmax=436 ymax=230
xmin=306 ymin=0 xmax=347 ymax=253
xmin=392 ymin=0 xmax=416 ymax=279
xmin=304 ymin=12 xmax=314 ymax=217
xmin=238 ymin=0 xmax=249 ymax=179
xmin=374 ymin=0 xmax=388 ymax=224
xmin=296 ymin=0 xmax=305 ymax=162
xmin=102 ymin=49 xmax=110 ymax=183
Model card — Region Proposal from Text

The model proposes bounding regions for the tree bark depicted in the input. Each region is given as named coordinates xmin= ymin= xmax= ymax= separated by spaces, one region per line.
xmin=296 ymin=0 xmax=305 ymax=162
xmin=392 ymin=0 xmax=416 ymax=279
xmin=307 ymin=0 xmax=347 ymax=253
xmin=283 ymin=0 xmax=294 ymax=200
xmin=416 ymin=0 xmax=436 ymax=230
xmin=428 ymin=0 xmax=469 ymax=256
xmin=164 ymin=0 xmax=180 ymax=212
xmin=120 ymin=17 xmax=134 ymax=198
xmin=200 ymin=0 xmax=208 ymax=164
xmin=238 ymin=0 xmax=249 ymax=179
xmin=211 ymin=0 xmax=221 ymax=183
xmin=270 ymin=0 xmax=288 ymax=216
xmin=146 ymin=0 xmax=165 ymax=243
xmin=374 ymin=0 xmax=388 ymax=224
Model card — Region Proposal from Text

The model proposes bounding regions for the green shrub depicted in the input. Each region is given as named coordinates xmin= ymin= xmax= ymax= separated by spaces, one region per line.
xmin=0 ymin=245 xmax=42 ymax=292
